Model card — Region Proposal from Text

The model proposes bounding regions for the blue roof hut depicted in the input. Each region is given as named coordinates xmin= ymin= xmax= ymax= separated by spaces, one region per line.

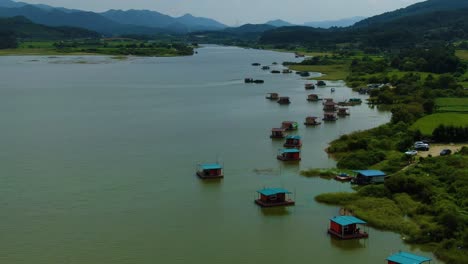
xmin=255 ymin=188 xmax=295 ymax=207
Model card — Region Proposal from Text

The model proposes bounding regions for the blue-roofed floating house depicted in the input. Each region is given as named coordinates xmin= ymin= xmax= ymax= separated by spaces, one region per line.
xmin=255 ymin=188 xmax=295 ymax=207
xmin=328 ymin=216 xmax=369 ymax=239
xmin=196 ymin=163 xmax=223 ymax=179
xmin=283 ymin=135 xmax=302 ymax=148
xmin=352 ymin=170 xmax=386 ymax=185
xmin=277 ymin=148 xmax=301 ymax=161
xmin=386 ymin=251 xmax=432 ymax=264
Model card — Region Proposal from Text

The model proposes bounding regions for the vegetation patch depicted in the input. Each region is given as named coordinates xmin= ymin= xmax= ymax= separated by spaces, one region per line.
xmin=435 ymin=97 xmax=468 ymax=113
xmin=288 ymin=64 xmax=349 ymax=80
xmin=410 ymin=113 xmax=468 ymax=135
xmin=300 ymin=168 xmax=355 ymax=179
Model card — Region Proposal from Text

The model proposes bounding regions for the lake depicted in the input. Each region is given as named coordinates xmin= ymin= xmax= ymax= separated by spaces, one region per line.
xmin=0 ymin=45 xmax=439 ymax=263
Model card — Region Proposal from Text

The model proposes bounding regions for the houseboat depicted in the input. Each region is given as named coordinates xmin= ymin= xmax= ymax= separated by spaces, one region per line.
xmin=270 ymin=128 xmax=286 ymax=139
xmin=282 ymin=69 xmax=292 ymax=74
xmin=331 ymin=88 xmax=335 ymax=93
xmin=334 ymin=173 xmax=353 ymax=182
xmin=299 ymin=72 xmax=310 ymax=77
xmin=295 ymin=53 xmax=305 ymax=58
xmin=323 ymin=112 xmax=338 ymax=121
xmin=337 ymin=107 xmax=350 ymax=116
xmin=253 ymin=79 xmax=264 ymax=84
xmin=196 ymin=163 xmax=224 ymax=179
xmin=277 ymin=149 xmax=301 ymax=161
xmin=266 ymin=92 xmax=279 ymax=100
xmin=255 ymin=188 xmax=295 ymax=207
xmin=305 ymin=83 xmax=315 ymax=90
xmin=271 ymin=70 xmax=281 ymax=74
xmin=244 ymin=78 xmax=254 ymax=83
xmin=328 ymin=216 xmax=369 ymax=240
xmin=251 ymin=63 xmax=261 ymax=66
xmin=281 ymin=121 xmax=298 ymax=131
xmin=352 ymin=170 xmax=386 ymax=185
xmin=348 ymin=98 xmax=362 ymax=105
xmin=317 ymin=80 xmax=326 ymax=86
xmin=307 ymin=94 xmax=321 ymax=102
xmin=304 ymin=116 xmax=321 ymax=126
xmin=323 ymin=99 xmax=337 ymax=111
xmin=386 ymin=252 xmax=432 ymax=264
xmin=277 ymin=97 xmax=291 ymax=105
xmin=283 ymin=135 xmax=302 ymax=148
xmin=272 ymin=62 xmax=278 ymax=65
xmin=261 ymin=66 xmax=270 ymax=70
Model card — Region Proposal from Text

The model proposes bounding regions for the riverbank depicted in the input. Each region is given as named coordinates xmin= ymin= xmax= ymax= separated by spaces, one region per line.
xmin=0 ymin=40 xmax=195 ymax=57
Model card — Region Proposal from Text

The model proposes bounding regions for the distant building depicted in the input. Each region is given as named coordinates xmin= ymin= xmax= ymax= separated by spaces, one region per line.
xmin=353 ymin=170 xmax=386 ymax=185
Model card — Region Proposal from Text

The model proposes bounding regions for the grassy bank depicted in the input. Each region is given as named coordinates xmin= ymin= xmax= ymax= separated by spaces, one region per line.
xmin=410 ymin=113 xmax=468 ymax=135
xmin=0 ymin=40 xmax=194 ymax=57
xmin=316 ymin=151 xmax=468 ymax=264
xmin=288 ymin=64 xmax=349 ymax=80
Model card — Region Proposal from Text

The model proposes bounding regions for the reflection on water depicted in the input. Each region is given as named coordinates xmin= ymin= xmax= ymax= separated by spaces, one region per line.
xmin=260 ymin=207 xmax=292 ymax=216
xmin=330 ymin=236 xmax=367 ymax=250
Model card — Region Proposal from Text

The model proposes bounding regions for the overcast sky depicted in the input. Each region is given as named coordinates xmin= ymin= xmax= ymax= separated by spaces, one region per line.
xmin=20 ymin=0 xmax=426 ymax=25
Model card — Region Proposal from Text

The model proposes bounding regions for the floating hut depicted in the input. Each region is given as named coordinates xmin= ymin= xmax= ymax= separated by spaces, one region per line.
xmin=323 ymin=99 xmax=337 ymax=111
xmin=283 ymin=135 xmax=302 ymax=148
xmin=251 ymin=63 xmax=261 ymax=66
xmin=352 ymin=170 xmax=386 ymax=185
xmin=386 ymin=252 xmax=432 ymax=264
xmin=307 ymin=94 xmax=321 ymax=102
xmin=282 ymin=69 xmax=292 ymax=74
xmin=299 ymin=72 xmax=310 ymax=77
xmin=196 ymin=163 xmax=224 ymax=179
xmin=305 ymin=83 xmax=315 ymax=90
xmin=331 ymin=88 xmax=335 ymax=93
xmin=261 ymin=66 xmax=270 ymax=70
xmin=253 ymin=79 xmax=264 ymax=84
xmin=266 ymin=92 xmax=279 ymax=100
xmin=271 ymin=70 xmax=281 ymax=74
xmin=337 ymin=107 xmax=350 ymax=116
xmin=304 ymin=116 xmax=321 ymax=126
xmin=317 ymin=80 xmax=326 ymax=86
xmin=349 ymin=98 xmax=362 ymax=105
xmin=270 ymin=128 xmax=286 ymax=139
xmin=334 ymin=173 xmax=353 ymax=182
xmin=277 ymin=149 xmax=301 ymax=161
xmin=323 ymin=112 xmax=338 ymax=121
xmin=328 ymin=216 xmax=368 ymax=240
xmin=277 ymin=97 xmax=291 ymax=105
xmin=281 ymin=121 xmax=298 ymax=130
xmin=272 ymin=62 xmax=278 ymax=65
xmin=255 ymin=188 xmax=295 ymax=207
xmin=244 ymin=78 xmax=254 ymax=83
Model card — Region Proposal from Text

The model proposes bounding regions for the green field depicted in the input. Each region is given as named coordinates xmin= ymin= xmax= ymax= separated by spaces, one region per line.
xmin=435 ymin=97 xmax=468 ymax=112
xmin=456 ymin=50 xmax=468 ymax=61
xmin=410 ymin=113 xmax=468 ymax=135
xmin=288 ymin=64 xmax=349 ymax=80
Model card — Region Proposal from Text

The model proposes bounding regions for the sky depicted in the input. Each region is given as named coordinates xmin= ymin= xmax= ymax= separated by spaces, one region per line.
xmin=20 ymin=0 xmax=426 ymax=26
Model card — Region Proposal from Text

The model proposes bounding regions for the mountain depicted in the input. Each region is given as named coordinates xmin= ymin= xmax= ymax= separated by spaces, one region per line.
xmin=101 ymin=9 xmax=175 ymax=28
xmin=0 ymin=0 xmax=77 ymax=12
xmin=0 ymin=5 xmax=166 ymax=35
xmin=304 ymin=16 xmax=366 ymax=28
xmin=0 ymin=15 xmax=99 ymax=39
xmin=175 ymin=13 xmax=226 ymax=31
xmin=266 ymin=19 xmax=294 ymax=27
xmin=225 ymin=24 xmax=276 ymax=34
xmin=354 ymin=0 xmax=468 ymax=27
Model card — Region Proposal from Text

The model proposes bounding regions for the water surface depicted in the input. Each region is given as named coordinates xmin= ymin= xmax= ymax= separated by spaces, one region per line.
xmin=0 ymin=46 xmax=439 ymax=263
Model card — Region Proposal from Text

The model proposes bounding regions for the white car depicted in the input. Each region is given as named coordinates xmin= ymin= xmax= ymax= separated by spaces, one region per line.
xmin=405 ymin=150 xmax=418 ymax=155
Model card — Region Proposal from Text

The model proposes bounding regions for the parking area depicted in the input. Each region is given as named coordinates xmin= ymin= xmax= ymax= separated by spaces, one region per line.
xmin=417 ymin=144 xmax=468 ymax=157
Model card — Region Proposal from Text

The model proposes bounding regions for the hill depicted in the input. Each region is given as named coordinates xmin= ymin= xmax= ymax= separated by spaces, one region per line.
xmin=354 ymin=0 xmax=468 ymax=27
xmin=0 ymin=16 xmax=98 ymax=42
xmin=266 ymin=19 xmax=294 ymax=27
xmin=225 ymin=24 xmax=276 ymax=34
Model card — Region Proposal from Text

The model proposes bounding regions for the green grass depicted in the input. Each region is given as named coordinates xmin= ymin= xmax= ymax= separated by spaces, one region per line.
xmin=410 ymin=113 xmax=468 ymax=135
xmin=435 ymin=97 xmax=468 ymax=112
xmin=455 ymin=50 xmax=468 ymax=61
xmin=288 ymin=64 xmax=349 ymax=80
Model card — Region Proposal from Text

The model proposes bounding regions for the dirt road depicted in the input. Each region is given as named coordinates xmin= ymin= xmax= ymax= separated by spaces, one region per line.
xmin=417 ymin=144 xmax=467 ymax=157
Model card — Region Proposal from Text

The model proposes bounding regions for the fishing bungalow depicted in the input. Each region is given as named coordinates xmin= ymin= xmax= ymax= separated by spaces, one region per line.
xmin=277 ymin=149 xmax=301 ymax=161
xmin=386 ymin=252 xmax=432 ymax=264
xmin=283 ymin=135 xmax=302 ymax=148
xmin=337 ymin=107 xmax=350 ymax=116
xmin=196 ymin=163 xmax=224 ymax=179
xmin=305 ymin=83 xmax=315 ymax=90
xmin=323 ymin=112 xmax=338 ymax=121
xmin=328 ymin=216 xmax=368 ymax=240
xmin=317 ymin=80 xmax=326 ymax=86
xmin=270 ymin=128 xmax=286 ymax=139
xmin=352 ymin=170 xmax=386 ymax=185
xmin=307 ymin=94 xmax=321 ymax=102
xmin=266 ymin=93 xmax=279 ymax=100
xmin=323 ymin=99 xmax=337 ymax=111
xmin=255 ymin=188 xmax=295 ymax=207
xmin=277 ymin=97 xmax=291 ymax=105
xmin=304 ymin=116 xmax=321 ymax=126
xmin=349 ymin=98 xmax=362 ymax=105
xmin=281 ymin=121 xmax=298 ymax=131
